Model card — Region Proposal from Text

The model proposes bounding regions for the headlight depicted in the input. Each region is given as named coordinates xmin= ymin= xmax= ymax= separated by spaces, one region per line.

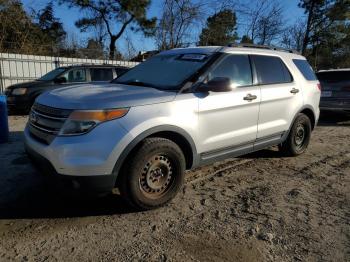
xmin=59 ymin=108 xmax=129 ymax=136
xmin=12 ymin=88 xmax=27 ymax=95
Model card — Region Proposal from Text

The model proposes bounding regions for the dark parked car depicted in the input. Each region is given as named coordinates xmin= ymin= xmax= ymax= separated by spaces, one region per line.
xmin=5 ymin=64 xmax=130 ymax=113
xmin=317 ymin=69 xmax=350 ymax=113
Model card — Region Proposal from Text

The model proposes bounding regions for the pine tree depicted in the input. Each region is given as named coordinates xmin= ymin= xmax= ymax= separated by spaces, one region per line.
xmin=198 ymin=9 xmax=238 ymax=46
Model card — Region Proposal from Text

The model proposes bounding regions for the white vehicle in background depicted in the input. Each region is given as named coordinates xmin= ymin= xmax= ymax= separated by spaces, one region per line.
xmin=24 ymin=44 xmax=321 ymax=210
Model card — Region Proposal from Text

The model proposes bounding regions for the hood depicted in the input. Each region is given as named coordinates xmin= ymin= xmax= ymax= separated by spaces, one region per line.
xmin=36 ymin=83 xmax=177 ymax=110
xmin=7 ymin=80 xmax=50 ymax=90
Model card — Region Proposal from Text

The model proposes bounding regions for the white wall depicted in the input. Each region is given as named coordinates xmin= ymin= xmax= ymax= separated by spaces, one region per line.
xmin=0 ymin=52 xmax=138 ymax=92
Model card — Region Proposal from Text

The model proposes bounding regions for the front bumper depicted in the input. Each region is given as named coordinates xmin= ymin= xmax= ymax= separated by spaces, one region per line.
xmin=7 ymin=95 xmax=32 ymax=111
xmin=25 ymin=144 xmax=116 ymax=193
xmin=24 ymin=119 xmax=133 ymax=192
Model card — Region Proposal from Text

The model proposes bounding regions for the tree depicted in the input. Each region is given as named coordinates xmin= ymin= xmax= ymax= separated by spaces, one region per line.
xmin=239 ymin=0 xmax=285 ymax=45
xmin=281 ymin=21 xmax=305 ymax=52
xmin=198 ymin=9 xmax=238 ymax=46
xmin=79 ymin=38 xmax=105 ymax=59
xmin=299 ymin=0 xmax=350 ymax=67
xmin=60 ymin=0 xmax=156 ymax=59
xmin=255 ymin=3 xmax=283 ymax=45
xmin=0 ymin=0 xmax=32 ymax=51
xmin=240 ymin=35 xmax=253 ymax=44
xmin=155 ymin=0 xmax=202 ymax=50
xmin=36 ymin=3 xmax=66 ymax=45
xmin=299 ymin=0 xmax=327 ymax=55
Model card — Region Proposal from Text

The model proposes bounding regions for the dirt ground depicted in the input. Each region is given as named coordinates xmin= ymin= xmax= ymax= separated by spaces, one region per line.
xmin=0 ymin=113 xmax=349 ymax=262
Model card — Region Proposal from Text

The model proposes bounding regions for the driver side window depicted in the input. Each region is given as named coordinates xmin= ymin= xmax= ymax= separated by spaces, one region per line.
xmin=61 ymin=69 xmax=87 ymax=83
xmin=208 ymin=55 xmax=253 ymax=87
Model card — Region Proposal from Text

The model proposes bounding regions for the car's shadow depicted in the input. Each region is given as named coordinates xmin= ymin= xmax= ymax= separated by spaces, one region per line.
xmin=0 ymin=131 xmax=136 ymax=220
xmin=239 ymin=148 xmax=282 ymax=159
xmin=0 ymin=190 xmax=136 ymax=220
xmin=318 ymin=111 xmax=350 ymax=126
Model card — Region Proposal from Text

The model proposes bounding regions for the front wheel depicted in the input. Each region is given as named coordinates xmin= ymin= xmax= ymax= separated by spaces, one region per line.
xmin=279 ymin=113 xmax=312 ymax=156
xmin=119 ymin=137 xmax=186 ymax=210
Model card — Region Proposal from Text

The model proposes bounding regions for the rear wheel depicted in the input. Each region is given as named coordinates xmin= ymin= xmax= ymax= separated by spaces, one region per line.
xmin=119 ymin=137 xmax=185 ymax=210
xmin=279 ymin=113 xmax=312 ymax=156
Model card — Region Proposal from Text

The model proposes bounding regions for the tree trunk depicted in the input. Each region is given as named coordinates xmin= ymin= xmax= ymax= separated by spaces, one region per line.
xmin=109 ymin=36 xmax=117 ymax=60
xmin=302 ymin=0 xmax=316 ymax=56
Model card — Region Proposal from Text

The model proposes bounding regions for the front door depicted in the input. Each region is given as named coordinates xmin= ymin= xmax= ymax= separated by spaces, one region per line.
xmin=197 ymin=54 xmax=260 ymax=156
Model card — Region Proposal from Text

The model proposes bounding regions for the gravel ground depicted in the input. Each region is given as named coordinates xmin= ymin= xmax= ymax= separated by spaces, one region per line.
xmin=0 ymin=113 xmax=349 ymax=262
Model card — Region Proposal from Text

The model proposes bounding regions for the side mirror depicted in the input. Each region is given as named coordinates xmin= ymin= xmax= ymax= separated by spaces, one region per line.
xmin=54 ymin=77 xmax=67 ymax=84
xmin=196 ymin=77 xmax=232 ymax=93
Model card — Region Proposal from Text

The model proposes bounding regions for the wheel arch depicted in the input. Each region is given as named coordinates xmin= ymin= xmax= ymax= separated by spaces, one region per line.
xmin=299 ymin=106 xmax=316 ymax=130
xmin=113 ymin=125 xmax=198 ymax=186
xmin=281 ymin=105 xmax=316 ymax=143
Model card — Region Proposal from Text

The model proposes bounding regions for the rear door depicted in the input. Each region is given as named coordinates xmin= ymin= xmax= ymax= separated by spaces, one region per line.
xmin=115 ymin=67 xmax=129 ymax=78
xmin=90 ymin=68 xmax=114 ymax=83
xmin=198 ymin=54 xmax=260 ymax=154
xmin=252 ymin=55 xmax=302 ymax=140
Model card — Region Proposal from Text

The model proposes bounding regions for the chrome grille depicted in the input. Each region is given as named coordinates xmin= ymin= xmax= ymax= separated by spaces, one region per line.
xmin=29 ymin=103 xmax=72 ymax=144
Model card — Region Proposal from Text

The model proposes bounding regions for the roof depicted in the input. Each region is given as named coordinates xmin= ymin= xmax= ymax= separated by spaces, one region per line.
xmin=317 ymin=68 xmax=350 ymax=73
xmin=158 ymin=45 xmax=305 ymax=59
xmin=61 ymin=64 xmax=129 ymax=69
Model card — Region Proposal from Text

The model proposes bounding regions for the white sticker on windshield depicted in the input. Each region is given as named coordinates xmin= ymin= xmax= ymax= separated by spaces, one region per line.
xmin=180 ymin=54 xmax=207 ymax=61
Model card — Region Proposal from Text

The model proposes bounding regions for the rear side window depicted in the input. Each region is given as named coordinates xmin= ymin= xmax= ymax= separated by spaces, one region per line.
xmin=293 ymin=59 xmax=317 ymax=81
xmin=252 ymin=55 xmax=293 ymax=85
xmin=208 ymin=54 xmax=253 ymax=87
xmin=316 ymin=71 xmax=350 ymax=83
xmin=91 ymin=68 xmax=113 ymax=81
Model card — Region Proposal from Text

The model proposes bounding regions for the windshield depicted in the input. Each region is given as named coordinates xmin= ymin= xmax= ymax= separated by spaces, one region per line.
xmin=114 ymin=53 xmax=212 ymax=90
xmin=39 ymin=68 xmax=66 ymax=81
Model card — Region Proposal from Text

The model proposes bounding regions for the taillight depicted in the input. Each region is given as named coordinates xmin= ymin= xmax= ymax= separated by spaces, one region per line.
xmin=317 ymin=83 xmax=322 ymax=91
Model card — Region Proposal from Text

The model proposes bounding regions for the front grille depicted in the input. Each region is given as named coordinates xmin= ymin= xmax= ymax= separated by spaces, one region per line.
xmin=32 ymin=103 xmax=72 ymax=118
xmin=29 ymin=103 xmax=72 ymax=144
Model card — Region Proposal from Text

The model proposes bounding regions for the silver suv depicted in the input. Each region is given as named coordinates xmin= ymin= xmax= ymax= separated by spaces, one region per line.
xmin=24 ymin=45 xmax=321 ymax=210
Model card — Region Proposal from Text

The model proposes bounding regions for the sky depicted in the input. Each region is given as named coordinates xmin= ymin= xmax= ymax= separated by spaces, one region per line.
xmin=21 ymin=0 xmax=305 ymax=56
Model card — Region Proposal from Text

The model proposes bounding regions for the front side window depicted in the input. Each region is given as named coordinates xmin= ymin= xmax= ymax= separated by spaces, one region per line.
xmin=252 ymin=55 xmax=293 ymax=85
xmin=114 ymin=53 xmax=213 ymax=90
xmin=207 ymin=54 xmax=252 ymax=87
xmin=91 ymin=68 xmax=113 ymax=81
xmin=61 ymin=68 xmax=87 ymax=83
xmin=39 ymin=68 xmax=66 ymax=81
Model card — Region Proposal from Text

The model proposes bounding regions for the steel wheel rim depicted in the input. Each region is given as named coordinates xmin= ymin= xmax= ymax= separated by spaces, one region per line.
xmin=294 ymin=123 xmax=306 ymax=147
xmin=139 ymin=154 xmax=174 ymax=199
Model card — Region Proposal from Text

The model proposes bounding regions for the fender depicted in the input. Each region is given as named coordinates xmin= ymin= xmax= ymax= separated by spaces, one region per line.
xmin=111 ymin=125 xmax=199 ymax=184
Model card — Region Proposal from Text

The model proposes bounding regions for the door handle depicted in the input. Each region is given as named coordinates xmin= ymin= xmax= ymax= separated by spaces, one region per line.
xmin=243 ymin=94 xmax=257 ymax=101
xmin=290 ymin=88 xmax=299 ymax=94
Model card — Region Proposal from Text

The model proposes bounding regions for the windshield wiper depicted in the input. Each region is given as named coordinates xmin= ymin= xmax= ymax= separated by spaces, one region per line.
xmin=117 ymin=80 xmax=158 ymax=89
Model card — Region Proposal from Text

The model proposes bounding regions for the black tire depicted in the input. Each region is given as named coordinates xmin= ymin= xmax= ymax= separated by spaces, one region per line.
xmin=279 ymin=113 xmax=312 ymax=156
xmin=119 ymin=137 xmax=186 ymax=210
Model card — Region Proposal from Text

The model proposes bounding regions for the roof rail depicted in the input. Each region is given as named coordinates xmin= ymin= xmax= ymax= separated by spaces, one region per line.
xmin=227 ymin=43 xmax=300 ymax=54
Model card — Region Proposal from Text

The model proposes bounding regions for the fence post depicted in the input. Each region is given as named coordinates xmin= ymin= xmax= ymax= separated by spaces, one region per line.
xmin=0 ymin=56 xmax=3 ymax=93
xmin=54 ymin=59 xmax=60 ymax=68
